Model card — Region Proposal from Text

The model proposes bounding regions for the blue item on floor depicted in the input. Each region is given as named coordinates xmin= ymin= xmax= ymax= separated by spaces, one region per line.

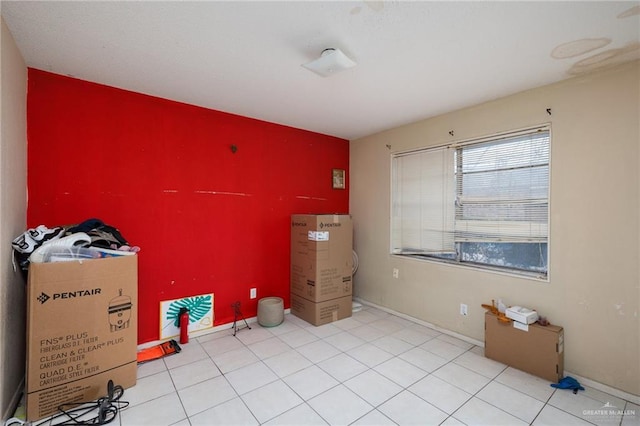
xmin=551 ymin=376 xmax=585 ymax=394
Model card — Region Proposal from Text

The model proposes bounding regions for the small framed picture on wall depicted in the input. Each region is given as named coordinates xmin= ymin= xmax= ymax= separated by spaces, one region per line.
xmin=332 ymin=169 xmax=346 ymax=189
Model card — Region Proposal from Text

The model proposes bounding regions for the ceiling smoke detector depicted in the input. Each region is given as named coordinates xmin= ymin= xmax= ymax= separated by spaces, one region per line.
xmin=302 ymin=48 xmax=357 ymax=77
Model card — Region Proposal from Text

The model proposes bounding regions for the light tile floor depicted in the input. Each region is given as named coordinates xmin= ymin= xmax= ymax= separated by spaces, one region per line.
xmin=117 ymin=306 xmax=638 ymax=425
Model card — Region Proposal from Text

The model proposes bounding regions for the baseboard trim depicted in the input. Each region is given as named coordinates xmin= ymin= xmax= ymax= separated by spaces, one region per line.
xmin=353 ymin=297 xmax=484 ymax=347
xmin=353 ymin=297 xmax=640 ymax=404
xmin=137 ymin=301 xmax=640 ymax=404
xmin=137 ymin=309 xmax=292 ymax=350
xmin=563 ymin=371 xmax=640 ymax=405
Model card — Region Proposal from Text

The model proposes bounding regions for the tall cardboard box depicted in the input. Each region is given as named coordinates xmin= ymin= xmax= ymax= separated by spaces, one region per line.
xmin=290 ymin=214 xmax=353 ymax=302
xmin=26 ymin=255 xmax=138 ymax=421
xmin=485 ymin=312 xmax=564 ymax=382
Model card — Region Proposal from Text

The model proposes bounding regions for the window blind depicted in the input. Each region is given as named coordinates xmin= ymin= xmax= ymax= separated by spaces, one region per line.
xmin=391 ymin=126 xmax=550 ymax=276
xmin=391 ymin=146 xmax=455 ymax=254
xmin=455 ymin=130 xmax=550 ymax=243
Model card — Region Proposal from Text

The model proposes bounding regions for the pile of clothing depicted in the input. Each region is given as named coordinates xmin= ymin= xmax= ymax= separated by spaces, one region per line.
xmin=12 ymin=218 xmax=139 ymax=272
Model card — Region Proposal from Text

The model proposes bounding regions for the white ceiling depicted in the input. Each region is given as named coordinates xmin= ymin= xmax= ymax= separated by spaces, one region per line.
xmin=2 ymin=1 xmax=639 ymax=140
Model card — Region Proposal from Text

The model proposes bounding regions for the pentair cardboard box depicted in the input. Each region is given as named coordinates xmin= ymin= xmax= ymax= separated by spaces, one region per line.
xmin=484 ymin=311 xmax=564 ymax=382
xmin=290 ymin=214 xmax=353 ymax=303
xmin=25 ymin=255 xmax=138 ymax=421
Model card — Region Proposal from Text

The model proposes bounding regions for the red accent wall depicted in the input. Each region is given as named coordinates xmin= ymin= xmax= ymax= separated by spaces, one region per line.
xmin=26 ymin=69 xmax=349 ymax=344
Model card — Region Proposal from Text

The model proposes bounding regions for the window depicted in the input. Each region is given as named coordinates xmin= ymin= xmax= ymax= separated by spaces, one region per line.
xmin=391 ymin=127 xmax=550 ymax=278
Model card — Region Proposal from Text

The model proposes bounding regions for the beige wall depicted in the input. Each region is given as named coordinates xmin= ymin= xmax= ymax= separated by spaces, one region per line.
xmin=350 ymin=61 xmax=639 ymax=396
xmin=0 ymin=17 xmax=28 ymax=420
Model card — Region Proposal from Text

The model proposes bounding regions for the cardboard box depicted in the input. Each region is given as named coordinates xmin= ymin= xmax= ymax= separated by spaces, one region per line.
xmin=290 ymin=214 xmax=353 ymax=302
xmin=290 ymin=294 xmax=352 ymax=326
xmin=485 ymin=312 xmax=564 ymax=382
xmin=26 ymin=255 xmax=138 ymax=421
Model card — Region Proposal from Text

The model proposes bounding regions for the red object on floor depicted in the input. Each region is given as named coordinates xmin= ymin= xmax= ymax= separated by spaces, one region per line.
xmin=137 ymin=339 xmax=182 ymax=364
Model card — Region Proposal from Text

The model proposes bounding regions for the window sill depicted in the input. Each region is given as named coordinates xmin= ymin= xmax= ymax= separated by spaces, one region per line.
xmin=391 ymin=253 xmax=549 ymax=283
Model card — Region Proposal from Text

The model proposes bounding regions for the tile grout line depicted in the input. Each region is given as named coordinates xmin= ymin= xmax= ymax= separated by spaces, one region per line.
xmin=132 ymin=309 xmax=635 ymax=426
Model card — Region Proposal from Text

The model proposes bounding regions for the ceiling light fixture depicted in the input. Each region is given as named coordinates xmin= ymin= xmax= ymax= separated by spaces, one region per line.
xmin=302 ymin=48 xmax=356 ymax=77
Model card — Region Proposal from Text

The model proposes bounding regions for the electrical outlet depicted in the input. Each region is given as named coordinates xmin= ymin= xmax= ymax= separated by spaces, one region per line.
xmin=250 ymin=288 xmax=257 ymax=299
xmin=460 ymin=303 xmax=468 ymax=316
xmin=392 ymin=268 xmax=399 ymax=279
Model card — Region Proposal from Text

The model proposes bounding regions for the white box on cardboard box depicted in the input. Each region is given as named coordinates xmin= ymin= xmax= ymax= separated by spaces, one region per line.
xmin=26 ymin=255 xmax=138 ymax=421
xmin=505 ymin=306 xmax=539 ymax=324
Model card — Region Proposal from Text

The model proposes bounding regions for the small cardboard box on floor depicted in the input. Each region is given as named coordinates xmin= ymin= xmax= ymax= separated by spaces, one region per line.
xmin=290 ymin=214 xmax=353 ymax=325
xmin=290 ymin=294 xmax=352 ymax=326
xmin=26 ymin=255 xmax=138 ymax=421
xmin=484 ymin=312 xmax=564 ymax=382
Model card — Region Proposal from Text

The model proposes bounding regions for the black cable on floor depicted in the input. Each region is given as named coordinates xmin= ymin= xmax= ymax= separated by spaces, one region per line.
xmin=24 ymin=380 xmax=129 ymax=426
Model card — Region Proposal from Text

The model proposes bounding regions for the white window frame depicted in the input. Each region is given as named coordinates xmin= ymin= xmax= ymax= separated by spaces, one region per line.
xmin=390 ymin=125 xmax=551 ymax=280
